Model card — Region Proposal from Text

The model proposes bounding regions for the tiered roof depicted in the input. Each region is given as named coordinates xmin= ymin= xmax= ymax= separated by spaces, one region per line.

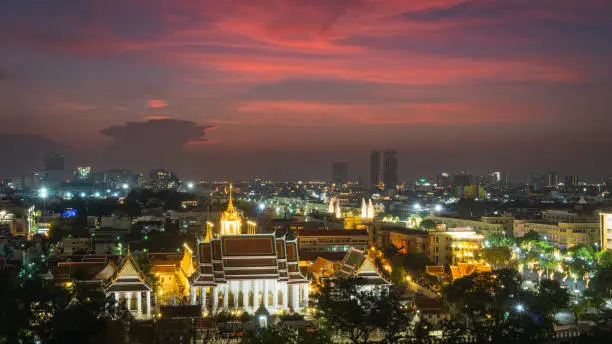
xmin=336 ymin=247 xmax=389 ymax=285
xmin=191 ymin=233 xmax=307 ymax=286
xmin=105 ymin=250 xmax=153 ymax=293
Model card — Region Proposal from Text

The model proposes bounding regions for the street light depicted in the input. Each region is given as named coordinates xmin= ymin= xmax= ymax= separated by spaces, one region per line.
xmin=515 ymin=304 xmax=525 ymax=312
xmin=434 ymin=204 xmax=443 ymax=212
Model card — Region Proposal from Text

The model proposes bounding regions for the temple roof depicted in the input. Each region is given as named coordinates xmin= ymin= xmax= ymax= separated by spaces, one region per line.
xmin=105 ymin=249 xmax=152 ymax=293
xmin=191 ymin=233 xmax=307 ymax=286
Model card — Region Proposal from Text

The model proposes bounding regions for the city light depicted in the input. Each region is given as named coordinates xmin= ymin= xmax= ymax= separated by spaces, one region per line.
xmin=434 ymin=204 xmax=443 ymax=212
xmin=515 ymin=304 xmax=525 ymax=312
xmin=187 ymin=182 xmax=194 ymax=189
xmin=122 ymin=183 xmax=129 ymax=190
xmin=39 ymin=187 xmax=48 ymax=199
xmin=413 ymin=203 xmax=421 ymax=210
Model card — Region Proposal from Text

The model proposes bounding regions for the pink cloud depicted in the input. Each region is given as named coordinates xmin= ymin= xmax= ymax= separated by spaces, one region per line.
xmin=233 ymin=100 xmax=541 ymax=126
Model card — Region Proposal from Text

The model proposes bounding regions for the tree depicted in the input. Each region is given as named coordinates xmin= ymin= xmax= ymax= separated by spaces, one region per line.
xmin=441 ymin=268 xmax=563 ymax=343
xmin=316 ymin=278 xmax=395 ymax=344
xmin=420 ymin=219 xmax=436 ymax=231
xmin=481 ymin=247 xmax=512 ymax=267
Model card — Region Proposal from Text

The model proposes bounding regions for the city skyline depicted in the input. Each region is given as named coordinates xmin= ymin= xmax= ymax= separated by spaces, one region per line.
xmin=1 ymin=1 xmax=612 ymax=180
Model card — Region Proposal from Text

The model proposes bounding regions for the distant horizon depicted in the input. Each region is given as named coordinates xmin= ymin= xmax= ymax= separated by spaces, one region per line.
xmin=2 ymin=147 xmax=611 ymax=185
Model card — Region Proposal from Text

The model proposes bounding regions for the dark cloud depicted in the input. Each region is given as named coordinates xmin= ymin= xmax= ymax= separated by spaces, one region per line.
xmin=99 ymin=118 xmax=214 ymax=171
xmin=0 ymin=134 xmax=58 ymax=176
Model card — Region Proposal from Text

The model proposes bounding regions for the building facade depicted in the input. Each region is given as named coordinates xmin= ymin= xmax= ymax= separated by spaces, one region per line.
xmin=427 ymin=230 xmax=484 ymax=265
xmin=600 ymin=213 xmax=612 ymax=251
xmin=189 ymin=185 xmax=309 ymax=315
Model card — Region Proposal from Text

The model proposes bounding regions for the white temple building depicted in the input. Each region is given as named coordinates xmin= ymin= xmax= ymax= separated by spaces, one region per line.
xmin=189 ymin=184 xmax=309 ymax=315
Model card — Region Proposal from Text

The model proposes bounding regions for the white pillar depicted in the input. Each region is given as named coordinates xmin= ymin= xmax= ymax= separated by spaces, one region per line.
xmin=282 ymin=283 xmax=288 ymax=310
xmin=136 ymin=292 xmax=142 ymax=317
xmin=126 ymin=292 xmax=132 ymax=311
xmin=212 ymin=286 xmax=218 ymax=311
xmin=291 ymin=285 xmax=299 ymax=312
xmin=304 ymin=284 xmax=309 ymax=306
xmin=146 ymin=291 xmax=151 ymax=317
xmin=254 ymin=280 xmax=261 ymax=308
xmin=242 ymin=282 xmax=248 ymax=312
xmin=190 ymin=286 xmax=196 ymax=305
xmin=232 ymin=283 xmax=239 ymax=309
xmin=223 ymin=284 xmax=229 ymax=309
xmin=114 ymin=292 xmax=120 ymax=308
xmin=201 ymin=287 xmax=207 ymax=314
xmin=263 ymin=280 xmax=269 ymax=308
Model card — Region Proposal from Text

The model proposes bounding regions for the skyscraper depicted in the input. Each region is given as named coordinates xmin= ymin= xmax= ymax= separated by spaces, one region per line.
xmin=453 ymin=172 xmax=472 ymax=186
xmin=383 ymin=149 xmax=398 ymax=188
xmin=43 ymin=152 xmax=65 ymax=188
xmin=548 ymin=171 xmax=559 ymax=187
xmin=370 ymin=151 xmax=382 ymax=188
xmin=332 ymin=162 xmax=348 ymax=184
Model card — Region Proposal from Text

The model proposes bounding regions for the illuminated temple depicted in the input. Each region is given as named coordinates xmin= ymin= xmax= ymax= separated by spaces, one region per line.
xmin=188 ymin=185 xmax=309 ymax=315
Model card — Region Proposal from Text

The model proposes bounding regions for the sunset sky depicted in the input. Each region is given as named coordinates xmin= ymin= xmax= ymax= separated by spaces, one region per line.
xmin=1 ymin=0 xmax=611 ymax=181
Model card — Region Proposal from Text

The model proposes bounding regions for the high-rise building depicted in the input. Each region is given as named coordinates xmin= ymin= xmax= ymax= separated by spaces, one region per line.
xmin=383 ymin=149 xmax=398 ymax=188
xmin=370 ymin=151 xmax=382 ymax=188
xmin=453 ymin=172 xmax=472 ymax=186
xmin=564 ymin=175 xmax=578 ymax=188
xmin=332 ymin=162 xmax=348 ymax=184
xmin=530 ymin=172 xmax=546 ymax=191
xmin=548 ymin=171 xmax=559 ymax=187
xmin=489 ymin=171 xmax=502 ymax=185
xmin=73 ymin=166 xmax=92 ymax=181
xmin=43 ymin=152 xmax=65 ymax=189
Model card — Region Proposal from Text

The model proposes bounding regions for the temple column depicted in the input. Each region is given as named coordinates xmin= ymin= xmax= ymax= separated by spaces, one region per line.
xmin=232 ymin=283 xmax=239 ymax=309
xmin=113 ymin=292 xmax=120 ymax=308
xmin=283 ymin=284 xmax=289 ymax=310
xmin=126 ymin=292 xmax=132 ymax=312
xmin=303 ymin=284 xmax=309 ymax=307
xmin=242 ymin=282 xmax=248 ymax=312
xmin=273 ymin=280 xmax=278 ymax=310
xmin=146 ymin=291 xmax=151 ymax=318
xmin=212 ymin=286 xmax=218 ymax=312
xmin=254 ymin=280 xmax=261 ymax=308
xmin=291 ymin=285 xmax=299 ymax=312
xmin=263 ymin=280 xmax=269 ymax=309
xmin=136 ymin=292 xmax=142 ymax=317
xmin=190 ymin=286 xmax=196 ymax=305
xmin=201 ymin=287 xmax=207 ymax=314
xmin=223 ymin=284 xmax=229 ymax=309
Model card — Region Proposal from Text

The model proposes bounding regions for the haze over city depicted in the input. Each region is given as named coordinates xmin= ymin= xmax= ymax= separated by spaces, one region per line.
xmin=1 ymin=0 xmax=612 ymax=181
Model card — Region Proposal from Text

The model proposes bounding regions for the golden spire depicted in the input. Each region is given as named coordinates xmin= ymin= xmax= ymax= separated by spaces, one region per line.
xmin=221 ymin=182 xmax=242 ymax=234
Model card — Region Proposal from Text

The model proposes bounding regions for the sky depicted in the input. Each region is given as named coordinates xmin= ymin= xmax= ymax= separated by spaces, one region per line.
xmin=1 ymin=0 xmax=611 ymax=182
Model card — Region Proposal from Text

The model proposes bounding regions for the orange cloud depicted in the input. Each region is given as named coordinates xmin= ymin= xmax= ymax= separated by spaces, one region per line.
xmin=148 ymin=100 xmax=169 ymax=108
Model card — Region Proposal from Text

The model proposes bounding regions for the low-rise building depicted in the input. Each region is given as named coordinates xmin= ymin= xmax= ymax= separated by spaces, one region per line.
xmin=513 ymin=217 xmax=599 ymax=249
xmin=600 ymin=213 xmax=612 ymax=251
xmin=428 ymin=215 xmax=508 ymax=236
xmin=297 ymin=229 xmax=369 ymax=260
xmin=427 ymin=229 xmax=484 ymax=265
